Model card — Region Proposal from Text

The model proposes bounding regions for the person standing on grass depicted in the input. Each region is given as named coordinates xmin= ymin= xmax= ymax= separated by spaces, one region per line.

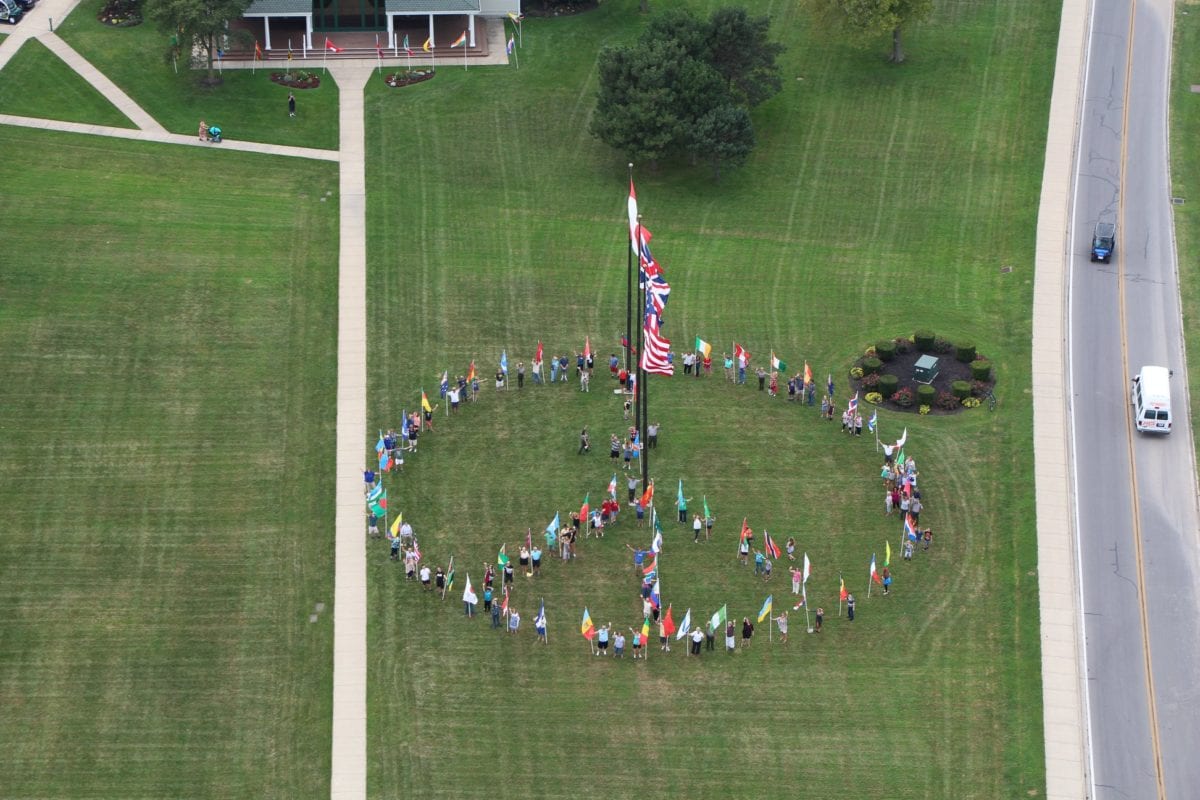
xmin=550 ymin=355 xmax=560 ymax=383
xmin=854 ymin=413 xmax=863 ymax=436
xmin=544 ymin=525 xmax=557 ymax=557
xmin=578 ymin=428 xmax=590 ymax=455
xmin=483 ymin=562 xmax=495 ymax=589
xmin=610 ymin=353 xmax=620 ymax=378
xmin=723 ymin=353 xmax=734 ymax=381
xmin=363 ymin=468 xmax=376 ymax=492
xmin=846 ymin=594 xmax=856 ymax=621
xmin=596 ymin=624 xmax=610 ymax=655
xmin=677 ymin=491 xmax=691 ymax=524
xmin=611 ymin=434 xmax=621 ymax=464
xmin=389 ymin=535 xmax=401 ymax=561
xmin=910 ymin=497 xmax=923 ymax=525
xmin=517 ymin=361 xmax=526 ymax=389
xmin=690 ymin=626 xmax=704 ymax=656
xmin=623 ymin=439 xmax=634 ymax=471
xmin=705 ymin=622 xmax=716 ymax=651
xmin=659 ymin=620 xmax=670 ymax=652
xmin=419 ymin=564 xmax=432 ymax=591
xmin=786 ymin=537 xmax=796 ymax=561
xmin=531 ymin=545 xmax=542 ymax=576
xmin=287 ymin=93 xmax=296 ymax=117
xmin=503 ymin=560 xmax=514 ymax=586
xmin=815 ymin=607 xmax=824 ymax=632
xmin=882 ymin=567 xmax=892 ymax=595
xmin=693 ymin=514 xmax=703 ymax=543
xmin=753 ymin=549 xmax=765 ymax=576
xmin=532 ymin=357 xmax=543 ymax=384
xmin=580 ymin=370 xmax=590 ymax=392
xmin=434 ymin=565 xmax=446 ymax=594
xmin=647 ymin=421 xmax=659 ymax=449
xmin=491 ymin=598 xmax=502 ymax=628
xmin=762 ymin=559 xmax=773 ymax=581
xmin=741 ymin=617 xmax=754 ymax=648
xmin=367 ymin=512 xmax=379 ymax=537
xmin=820 ymin=395 xmax=830 ymax=419
xmin=774 ymin=611 xmax=789 ymax=643
xmin=923 ymin=528 xmax=933 ymax=552
xmin=903 ymin=539 xmax=914 ymax=561
xmin=613 ymin=630 xmax=625 ymax=658
xmin=757 ymin=367 xmax=767 ymax=391
xmin=885 ymin=489 xmax=894 ymax=515
xmin=558 ymin=354 xmax=569 ymax=382
xmin=508 ymin=608 xmax=521 ymax=635
xmin=636 ymin=500 xmax=646 ymax=527
xmin=495 ymin=369 xmax=505 ymax=391
xmin=483 ymin=586 xmax=493 ymax=613
xmin=627 ymin=475 xmax=641 ymax=506
xmin=790 ymin=566 xmax=803 ymax=596
xmin=404 ymin=548 xmax=416 ymax=579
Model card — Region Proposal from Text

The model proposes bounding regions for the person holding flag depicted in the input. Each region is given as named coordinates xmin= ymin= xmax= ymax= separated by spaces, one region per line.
xmin=676 ymin=480 xmax=691 ymax=523
xmin=534 ymin=600 xmax=547 ymax=643
xmin=462 ymin=574 xmax=477 ymax=617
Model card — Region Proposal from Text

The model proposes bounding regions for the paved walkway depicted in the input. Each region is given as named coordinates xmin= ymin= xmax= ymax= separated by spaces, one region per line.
xmin=1032 ymin=0 xmax=1090 ymax=798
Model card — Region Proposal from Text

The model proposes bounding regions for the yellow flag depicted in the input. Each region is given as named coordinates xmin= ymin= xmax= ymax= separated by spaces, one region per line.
xmin=390 ymin=512 xmax=402 ymax=536
xmin=421 ymin=391 xmax=432 ymax=413
xmin=885 ymin=540 xmax=892 ymax=568
xmin=422 ymin=36 xmax=432 ymax=53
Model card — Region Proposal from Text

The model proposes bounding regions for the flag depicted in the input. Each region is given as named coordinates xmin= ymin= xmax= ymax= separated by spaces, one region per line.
xmin=421 ymin=391 xmax=432 ymax=413
xmin=375 ymin=34 xmax=383 ymax=58
xmin=641 ymin=310 xmax=673 ymax=375
xmin=676 ymin=479 xmax=684 ymax=509
xmin=642 ymin=555 xmax=657 ymax=578
xmin=446 ymin=557 xmax=455 ymax=593
xmin=740 ymin=518 xmax=753 ymax=541
xmin=467 ymin=360 xmax=476 ymax=382
xmin=254 ymin=40 xmax=263 ymax=61
xmin=695 ymin=337 xmax=712 ymax=359
xmin=545 ymin=512 xmax=560 ymax=537
xmin=506 ymin=35 xmax=516 ymax=55
xmin=651 ymin=530 xmax=663 ymax=555
xmin=367 ymin=483 xmax=384 ymax=503
xmin=641 ymin=480 xmax=654 ymax=507
xmin=580 ymin=493 xmax=590 ymax=523
xmin=375 ymin=430 xmax=386 ymax=453
xmin=535 ymin=599 xmax=546 ymax=629
xmin=896 ymin=427 xmax=908 ymax=449
xmin=412 ymin=537 xmax=421 ymax=562
xmin=710 ymin=604 xmax=727 ymax=631
xmin=583 ymin=336 xmax=591 ymax=361
xmin=650 ymin=579 xmax=661 ymax=609
xmin=450 ymin=30 xmax=467 ymax=48
xmin=703 ymin=496 xmax=711 ymax=520
xmin=885 ymin=540 xmax=892 ymax=568
xmin=325 ymin=37 xmax=343 ymax=53
xmin=378 ymin=449 xmax=390 ymax=473
xmin=662 ymin=604 xmax=677 ymax=637
xmin=794 ymin=583 xmax=807 ymax=610
xmin=675 ymin=608 xmax=692 ymax=640
xmin=803 ymin=361 xmax=812 ymax=385
xmin=904 ymin=513 xmax=918 ymax=541
xmin=581 ymin=608 xmax=596 ymax=640
xmin=403 ymin=34 xmax=413 ymax=55
xmin=771 ymin=352 xmax=787 ymax=372
xmin=803 ymin=553 xmax=812 ymax=584
xmin=641 ymin=617 xmax=651 ymax=642
xmin=758 ymin=595 xmax=773 ymax=623
xmin=653 ymin=505 xmax=664 ymax=535
xmin=608 ymin=473 xmax=617 ymax=499
xmin=287 ymin=45 xmax=293 ymax=61
xmin=462 ymin=574 xmax=478 ymax=605
xmin=501 ymin=586 xmax=510 ymax=616
xmin=400 ymin=411 xmax=409 ymax=438
xmin=440 ymin=371 xmax=449 ymax=398
xmin=763 ymin=532 xmax=781 ymax=560
xmin=497 ymin=544 xmax=510 ymax=567
xmin=535 ymin=341 xmax=543 ymax=364
xmin=422 ymin=36 xmax=432 ymax=53
xmin=868 ymin=410 xmax=878 ymax=433
xmin=369 ymin=492 xmax=387 ymax=517
xmin=390 ymin=512 xmax=403 ymax=536
xmin=839 ymin=574 xmax=848 ymax=601
xmin=848 ymin=392 xmax=859 ymax=414
xmin=628 ymin=178 xmax=640 ymax=253
xmin=827 ymin=373 xmax=835 ymax=398
xmin=500 ymin=350 xmax=508 ymax=374
xmin=870 ymin=553 xmax=882 ymax=585
xmin=734 ymin=343 xmax=750 ymax=364
xmin=507 ymin=10 xmax=522 ymax=22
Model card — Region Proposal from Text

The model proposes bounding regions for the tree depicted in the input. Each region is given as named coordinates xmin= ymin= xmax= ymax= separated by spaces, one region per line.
xmin=148 ymin=0 xmax=252 ymax=84
xmin=801 ymin=0 xmax=933 ymax=63
xmin=690 ymin=104 xmax=755 ymax=181
xmin=705 ymin=7 xmax=784 ymax=107
xmin=590 ymin=43 xmax=690 ymax=168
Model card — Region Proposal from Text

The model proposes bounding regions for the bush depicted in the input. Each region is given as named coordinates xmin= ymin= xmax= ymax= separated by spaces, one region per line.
xmin=962 ymin=397 xmax=982 ymax=408
xmin=865 ymin=392 xmax=883 ymax=404
xmin=894 ymin=337 xmax=912 ymax=354
xmin=864 ymin=345 xmax=877 ymax=357
xmin=849 ymin=366 xmax=864 ymax=379
xmin=970 ymin=380 xmax=990 ymax=397
xmin=919 ymin=405 xmax=931 ymax=415
xmin=875 ymin=340 xmax=896 ymax=362
xmin=861 ymin=357 xmax=882 ymax=375
xmin=951 ymin=380 xmax=972 ymax=400
xmin=956 ymin=341 xmax=976 ymax=363
xmin=935 ymin=391 xmax=960 ymax=410
xmin=914 ymin=330 xmax=936 ymax=351
xmin=916 ymin=384 xmax=936 ymax=407
xmin=932 ymin=337 xmax=954 ymax=354
xmin=891 ymin=387 xmax=914 ymax=407
xmin=860 ymin=373 xmax=880 ymax=389
xmin=970 ymin=360 xmax=993 ymax=381
xmin=878 ymin=374 xmax=899 ymax=398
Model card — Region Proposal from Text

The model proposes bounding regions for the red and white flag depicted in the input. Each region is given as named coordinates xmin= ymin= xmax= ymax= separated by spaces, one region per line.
xmin=325 ymin=38 xmax=343 ymax=53
xmin=641 ymin=312 xmax=674 ymax=376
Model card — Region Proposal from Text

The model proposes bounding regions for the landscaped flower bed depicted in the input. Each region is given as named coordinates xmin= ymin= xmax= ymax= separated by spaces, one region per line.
xmin=848 ymin=332 xmax=995 ymax=415
xmin=271 ymin=71 xmax=321 ymax=89
xmin=385 ymin=70 xmax=435 ymax=88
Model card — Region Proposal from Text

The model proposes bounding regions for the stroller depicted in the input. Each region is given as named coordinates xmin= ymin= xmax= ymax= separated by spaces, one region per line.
xmin=206 ymin=124 xmax=222 ymax=143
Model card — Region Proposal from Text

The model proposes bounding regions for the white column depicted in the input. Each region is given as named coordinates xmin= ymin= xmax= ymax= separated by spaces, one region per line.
xmin=428 ymin=13 xmax=435 ymax=47
xmin=468 ymin=13 xmax=475 ymax=47
xmin=306 ymin=14 xmax=314 ymax=50
xmin=263 ymin=18 xmax=272 ymax=51
xmin=387 ymin=14 xmax=394 ymax=49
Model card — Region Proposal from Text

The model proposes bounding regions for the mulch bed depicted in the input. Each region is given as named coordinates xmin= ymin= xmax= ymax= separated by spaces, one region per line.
xmin=849 ymin=346 xmax=993 ymax=416
xmin=385 ymin=71 xmax=435 ymax=88
xmin=270 ymin=72 xmax=321 ymax=89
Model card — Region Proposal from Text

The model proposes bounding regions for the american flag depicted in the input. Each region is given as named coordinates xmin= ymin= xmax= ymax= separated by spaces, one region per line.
xmin=641 ymin=309 xmax=674 ymax=375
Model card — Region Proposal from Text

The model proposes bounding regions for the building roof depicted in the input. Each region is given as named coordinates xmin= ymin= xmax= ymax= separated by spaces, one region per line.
xmin=245 ymin=0 xmax=479 ymax=13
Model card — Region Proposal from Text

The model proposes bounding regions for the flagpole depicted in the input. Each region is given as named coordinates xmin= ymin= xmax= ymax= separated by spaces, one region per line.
xmin=626 ymin=163 xmax=633 ymax=376
xmin=526 ymin=528 xmax=533 ymax=577
xmin=839 ymin=573 xmax=844 ymax=617
xmin=637 ymin=215 xmax=648 ymax=493
xmin=541 ymin=597 xmax=547 ymax=643
xmin=442 ymin=555 xmax=453 ymax=600
xmin=323 ymin=40 xmax=327 ymax=75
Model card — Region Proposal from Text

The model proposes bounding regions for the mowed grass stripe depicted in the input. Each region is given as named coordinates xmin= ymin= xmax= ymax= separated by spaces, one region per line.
xmin=0 ymin=37 xmax=135 ymax=127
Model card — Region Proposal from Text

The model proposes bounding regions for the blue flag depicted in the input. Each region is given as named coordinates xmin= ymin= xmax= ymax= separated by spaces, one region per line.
xmin=868 ymin=410 xmax=877 ymax=433
xmin=501 ymin=350 xmax=508 ymax=374
xmin=827 ymin=373 xmax=834 ymax=399
xmin=545 ymin=512 xmax=560 ymax=536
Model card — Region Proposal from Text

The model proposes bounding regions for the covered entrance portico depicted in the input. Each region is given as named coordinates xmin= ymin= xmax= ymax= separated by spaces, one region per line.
xmin=384 ymin=0 xmax=480 ymax=50
xmin=242 ymin=0 xmax=486 ymax=53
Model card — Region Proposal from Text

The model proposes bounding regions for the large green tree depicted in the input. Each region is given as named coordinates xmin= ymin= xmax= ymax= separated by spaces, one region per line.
xmin=705 ymin=8 xmax=785 ymax=107
xmin=801 ymin=0 xmax=934 ymax=63
xmin=148 ymin=0 xmax=252 ymax=84
xmin=690 ymin=104 xmax=755 ymax=181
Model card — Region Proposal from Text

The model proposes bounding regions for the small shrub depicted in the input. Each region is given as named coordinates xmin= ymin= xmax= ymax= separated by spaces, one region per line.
xmin=970 ymin=360 xmax=993 ymax=381
xmin=894 ymin=337 xmax=912 ymax=354
xmin=914 ymin=330 xmax=936 ymax=351
xmin=971 ymin=380 xmax=990 ymax=397
xmin=956 ymin=341 xmax=976 ymax=363
xmin=951 ymin=380 xmax=972 ymax=400
xmin=864 ymin=345 xmax=877 ymax=357
xmin=935 ymin=391 xmax=960 ymax=410
xmin=932 ymin=337 xmax=954 ymax=354
xmin=962 ymin=397 xmax=982 ymax=408
xmin=892 ymin=387 xmax=914 ymax=407
xmin=919 ymin=405 xmax=931 ymax=415
xmin=861 ymin=357 xmax=882 ymax=375
xmin=865 ymin=392 xmax=883 ymax=404
xmin=875 ymin=340 xmax=896 ymax=362
xmin=878 ymin=374 xmax=899 ymax=397
xmin=860 ymin=373 xmax=880 ymax=389
xmin=849 ymin=366 xmax=864 ymax=379
xmin=916 ymin=384 xmax=936 ymax=407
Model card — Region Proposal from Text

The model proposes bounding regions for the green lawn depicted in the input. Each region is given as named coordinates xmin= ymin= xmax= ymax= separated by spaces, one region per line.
xmin=0 ymin=128 xmax=339 ymax=798
xmin=57 ymin=0 xmax=339 ymax=148
xmin=365 ymin=0 xmax=1052 ymax=797
xmin=0 ymin=37 xmax=134 ymax=127
xmin=1171 ymin=8 xmax=1200 ymax=456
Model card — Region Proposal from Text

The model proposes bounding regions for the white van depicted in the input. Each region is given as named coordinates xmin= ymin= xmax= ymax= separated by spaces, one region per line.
xmin=1130 ymin=366 xmax=1172 ymax=433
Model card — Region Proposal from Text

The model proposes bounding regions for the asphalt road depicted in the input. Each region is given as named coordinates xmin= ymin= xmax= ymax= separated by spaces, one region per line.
xmin=1069 ymin=0 xmax=1200 ymax=797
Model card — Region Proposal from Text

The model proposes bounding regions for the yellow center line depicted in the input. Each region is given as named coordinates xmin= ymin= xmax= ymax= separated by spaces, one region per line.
xmin=1116 ymin=1 xmax=1168 ymax=796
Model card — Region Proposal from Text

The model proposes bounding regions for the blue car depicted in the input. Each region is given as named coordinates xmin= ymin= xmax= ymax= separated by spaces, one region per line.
xmin=1090 ymin=222 xmax=1115 ymax=263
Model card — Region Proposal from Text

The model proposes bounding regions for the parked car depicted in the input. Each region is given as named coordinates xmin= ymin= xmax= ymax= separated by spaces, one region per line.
xmin=0 ymin=0 xmax=23 ymax=23
xmin=1090 ymin=221 xmax=1116 ymax=263
xmin=13 ymin=0 xmax=36 ymax=11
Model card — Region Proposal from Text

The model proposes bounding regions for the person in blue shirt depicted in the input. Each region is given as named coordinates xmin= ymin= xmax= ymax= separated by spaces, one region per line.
xmin=531 ymin=546 xmax=542 ymax=576
xmin=363 ymin=469 xmax=375 ymax=491
xmin=483 ymin=586 xmax=493 ymax=612
xmin=754 ymin=549 xmax=765 ymax=576
xmin=596 ymin=624 xmax=610 ymax=655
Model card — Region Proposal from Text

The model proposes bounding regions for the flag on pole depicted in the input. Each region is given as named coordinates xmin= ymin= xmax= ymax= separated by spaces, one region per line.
xmin=535 ymin=341 xmax=543 ymax=364
xmin=440 ymin=371 xmax=449 ymax=398
xmin=507 ymin=10 xmax=522 ymax=22
xmin=462 ymin=574 xmax=477 ymax=604
xmin=403 ymin=34 xmax=413 ymax=55
xmin=581 ymin=608 xmax=596 ymax=640
xmin=650 ymin=579 xmax=661 ymax=609
xmin=676 ymin=479 xmax=684 ymax=509
xmin=390 ymin=512 xmax=403 ymax=537
xmin=651 ymin=529 xmax=663 ymax=555
xmin=325 ymin=37 xmax=343 ymax=52
xmin=535 ymin=599 xmax=546 ymax=630
xmin=653 ymin=505 xmax=663 ymax=535
xmin=848 ymin=391 xmax=859 ymax=414
xmin=695 ymin=337 xmax=712 ymax=359
xmin=422 ymin=36 xmax=432 ymax=52
xmin=254 ymin=40 xmax=263 ymax=61
xmin=870 ymin=553 xmax=882 ymax=585
xmin=662 ymin=604 xmax=677 ymax=637
xmin=885 ymin=540 xmax=892 ymax=568
xmin=627 ymin=178 xmax=640 ymax=253
xmin=545 ymin=512 xmax=560 ymax=537
xmin=771 ymin=352 xmax=787 ymax=372
xmin=642 ymin=555 xmax=657 ymax=578
xmin=758 ymin=595 xmax=773 ymax=623
xmin=369 ymin=491 xmax=387 ymax=517
xmin=608 ymin=474 xmax=618 ymax=499
xmin=740 ymin=518 xmax=753 ymax=541
xmin=411 ymin=536 xmax=422 ymax=562
xmin=450 ymin=30 xmax=467 ymax=48
xmin=421 ymin=391 xmax=432 ymax=413
xmin=583 ymin=336 xmax=591 ymax=362
xmin=500 ymin=350 xmax=508 ymax=374
xmin=367 ymin=483 xmax=384 ymax=503
xmin=445 ymin=557 xmax=455 ymax=593
xmin=579 ymin=493 xmax=590 ymax=522
xmin=839 ymin=574 xmax=848 ymax=601
xmin=400 ymin=412 xmax=409 ymax=439
xmin=497 ymin=544 xmax=510 ymax=567
xmin=710 ymin=604 xmax=727 ymax=631
xmin=896 ymin=427 xmax=908 ymax=449
xmin=375 ymin=34 xmax=383 ymax=58
xmin=904 ymin=513 xmax=918 ymax=541
xmin=802 ymin=552 xmax=812 ymax=584
xmin=641 ymin=480 xmax=654 ymax=508
xmin=641 ymin=617 xmax=651 ymax=642
xmin=675 ymin=608 xmax=692 ymax=640
xmin=378 ymin=449 xmax=390 ymax=473
xmin=868 ymin=409 xmax=878 ymax=433
xmin=375 ymin=430 xmax=386 ymax=453
xmin=827 ymin=373 xmax=835 ymax=398
xmin=763 ymin=531 xmax=781 ymax=560
xmin=733 ymin=343 xmax=751 ymax=365
xmin=467 ymin=360 xmax=476 ymax=383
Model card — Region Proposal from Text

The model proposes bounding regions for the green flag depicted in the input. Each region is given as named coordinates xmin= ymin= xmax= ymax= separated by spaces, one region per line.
xmin=446 ymin=556 xmax=455 ymax=592
xmin=497 ymin=544 xmax=510 ymax=567
xmin=710 ymin=604 xmax=727 ymax=631
xmin=654 ymin=505 xmax=663 ymax=534
xmin=771 ymin=352 xmax=787 ymax=372
xmin=703 ymin=496 xmax=711 ymax=520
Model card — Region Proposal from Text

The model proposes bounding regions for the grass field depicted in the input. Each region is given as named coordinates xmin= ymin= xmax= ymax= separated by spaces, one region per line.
xmin=0 ymin=37 xmax=134 ymax=127
xmin=57 ymin=0 xmax=340 ymax=149
xmin=0 ymin=129 xmax=339 ymax=798
xmin=364 ymin=0 xmax=1054 ymax=797
xmin=1170 ymin=6 xmax=1200 ymax=456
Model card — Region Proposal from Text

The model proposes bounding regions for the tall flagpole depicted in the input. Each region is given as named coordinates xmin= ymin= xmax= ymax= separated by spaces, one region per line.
xmin=637 ymin=216 xmax=648 ymax=491
xmin=625 ymin=163 xmax=633 ymax=375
